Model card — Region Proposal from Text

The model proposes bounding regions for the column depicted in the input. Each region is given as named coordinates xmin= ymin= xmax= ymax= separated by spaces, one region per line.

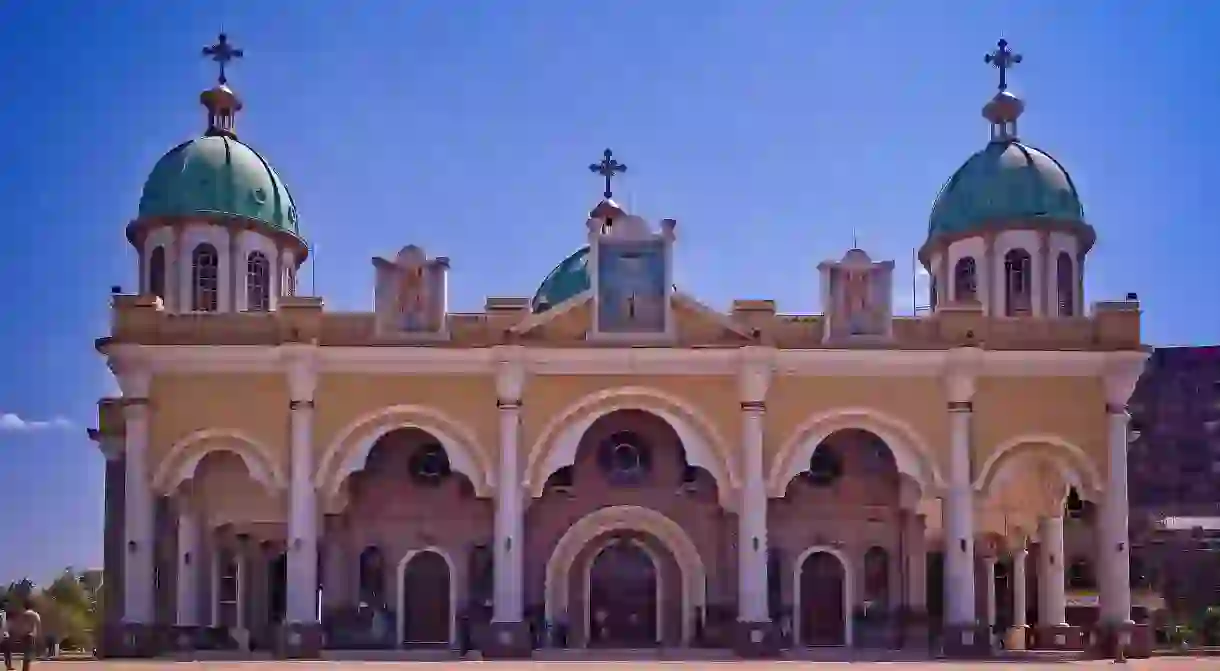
xmin=737 ymin=353 xmax=773 ymax=625
xmin=210 ymin=544 xmax=221 ymax=626
xmin=943 ymin=400 xmax=977 ymax=627
xmin=1099 ymin=401 xmax=1133 ymax=624
xmin=176 ymin=506 xmax=201 ymax=625
xmin=122 ymin=394 xmax=155 ymax=624
xmin=493 ymin=398 xmax=524 ymax=622
xmin=1038 ymin=516 xmax=1067 ymax=627
xmin=493 ymin=355 xmax=525 ymax=623
xmin=1012 ymin=545 xmax=1028 ymax=630
xmin=286 ymin=358 xmax=319 ymax=626
xmin=983 ymin=555 xmax=997 ymax=633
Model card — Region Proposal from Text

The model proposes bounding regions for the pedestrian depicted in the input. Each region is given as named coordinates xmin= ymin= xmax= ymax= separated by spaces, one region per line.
xmin=3 ymin=599 xmax=38 ymax=671
xmin=0 ymin=598 xmax=10 ymax=671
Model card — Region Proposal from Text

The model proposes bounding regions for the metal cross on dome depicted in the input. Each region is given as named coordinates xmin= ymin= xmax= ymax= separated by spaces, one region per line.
xmin=984 ymin=38 xmax=1022 ymax=92
xmin=589 ymin=148 xmax=627 ymax=199
xmin=202 ymin=32 xmax=244 ymax=85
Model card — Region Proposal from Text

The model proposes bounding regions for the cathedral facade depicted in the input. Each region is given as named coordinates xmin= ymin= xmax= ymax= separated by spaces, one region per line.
xmin=91 ymin=36 xmax=1149 ymax=659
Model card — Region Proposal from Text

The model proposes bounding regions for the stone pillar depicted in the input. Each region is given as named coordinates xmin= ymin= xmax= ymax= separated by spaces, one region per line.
xmin=482 ymin=350 xmax=532 ymax=658
xmin=1038 ymin=517 xmax=1067 ymax=626
xmin=983 ymin=556 xmax=997 ymax=635
xmin=733 ymin=350 xmax=778 ymax=657
xmin=282 ymin=353 xmax=322 ymax=657
xmin=210 ymin=543 xmax=221 ymax=627
xmin=114 ymin=361 xmax=156 ymax=656
xmin=942 ymin=352 xmax=986 ymax=656
xmin=1006 ymin=544 xmax=1029 ymax=650
xmin=176 ymin=506 xmax=201 ymax=626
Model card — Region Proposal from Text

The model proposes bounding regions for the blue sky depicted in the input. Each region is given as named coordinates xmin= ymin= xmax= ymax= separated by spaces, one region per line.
xmin=0 ymin=2 xmax=1215 ymax=584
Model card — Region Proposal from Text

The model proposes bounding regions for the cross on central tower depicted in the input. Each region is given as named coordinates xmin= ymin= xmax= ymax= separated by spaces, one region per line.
xmin=202 ymin=32 xmax=244 ymax=85
xmin=589 ymin=148 xmax=627 ymax=199
xmin=984 ymin=38 xmax=1022 ymax=92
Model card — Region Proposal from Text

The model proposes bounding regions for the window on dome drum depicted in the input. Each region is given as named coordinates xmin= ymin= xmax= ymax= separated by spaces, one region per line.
xmin=246 ymin=251 xmax=271 ymax=311
xmin=191 ymin=243 xmax=220 ymax=312
xmin=148 ymin=246 xmax=166 ymax=300
xmin=1056 ymin=252 xmax=1074 ymax=316
xmin=953 ymin=257 xmax=977 ymax=303
xmin=1003 ymin=248 xmax=1032 ymax=316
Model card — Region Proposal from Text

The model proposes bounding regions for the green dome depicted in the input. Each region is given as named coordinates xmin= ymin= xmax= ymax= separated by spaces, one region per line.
xmin=928 ymin=139 xmax=1084 ymax=240
xmin=138 ymin=134 xmax=300 ymax=236
xmin=531 ymin=246 xmax=590 ymax=313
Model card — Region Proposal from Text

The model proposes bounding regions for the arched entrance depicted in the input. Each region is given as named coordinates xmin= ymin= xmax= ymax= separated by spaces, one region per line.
xmin=797 ymin=549 xmax=849 ymax=646
xmin=587 ymin=539 xmax=660 ymax=647
xmin=398 ymin=549 xmax=452 ymax=647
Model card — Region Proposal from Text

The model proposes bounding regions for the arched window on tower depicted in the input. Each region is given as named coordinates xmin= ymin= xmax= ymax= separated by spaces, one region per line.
xmin=953 ymin=257 xmax=977 ymax=303
xmin=1056 ymin=252 xmax=1074 ymax=317
xmin=1003 ymin=248 xmax=1032 ymax=316
xmin=246 ymin=251 xmax=271 ymax=312
xmin=148 ymin=246 xmax=166 ymax=301
xmin=191 ymin=243 xmax=220 ymax=312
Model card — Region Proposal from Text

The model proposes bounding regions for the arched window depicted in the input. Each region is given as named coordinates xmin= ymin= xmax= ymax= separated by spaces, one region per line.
xmin=148 ymin=246 xmax=166 ymax=300
xmin=863 ymin=546 xmax=890 ymax=607
xmin=246 ymin=251 xmax=270 ymax=311
xmin=1003 ymin=248 xmax=1032 ymax=316
xmin=1056 ymin=252 xmax=1074 ymax=316
xmin=953 ymin=257 xmax=977 ymax=302
xmin=191 ymin=243 xmax=220 ymax=312
xmin=358 ymin=546 xmax=385 ymax=607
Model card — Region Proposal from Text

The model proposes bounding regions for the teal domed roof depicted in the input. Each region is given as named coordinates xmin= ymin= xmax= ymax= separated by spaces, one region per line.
xmin=138 ymin=134 xmax=300 ymax=236
xmin=927 ymin=139 xmax=1084 ymax=240
xmin=531 ymin=246 xmax=590 ymax=313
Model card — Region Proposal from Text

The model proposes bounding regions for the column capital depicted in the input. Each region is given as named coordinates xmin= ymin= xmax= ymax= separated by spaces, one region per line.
xmin=738 ymin=346 xmax=775 ymax=403
xmin=283 ymin=345 xmax=318 ymax=402
xmin=494 ymin=346 xmax=527 ymax=404
xmin=1103 ymin=352 xmax=1148 ymax=408
xmin=943 ymin=347 xmax=982 ymax=402
xmin=109 ymin=358 xmax=151 ymax=399
xmin=94 ymin=432 xmax=125 ymax=460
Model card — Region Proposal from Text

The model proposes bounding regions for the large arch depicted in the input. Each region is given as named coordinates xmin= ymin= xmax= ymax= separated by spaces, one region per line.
xmin=973 ymin=434 xmax=1104 ymax=500
xmin=151 ymin=428 xmax=286 ymax=494
xmin=315 ymin=404 xmax=494 ymax=498
xmin=524 ymin=386 xmax=737 ymax=506
xmin=768 ymin=407 xmax=944 ymax=497
xmin=545 ymin=505 xmax=706 ymax=645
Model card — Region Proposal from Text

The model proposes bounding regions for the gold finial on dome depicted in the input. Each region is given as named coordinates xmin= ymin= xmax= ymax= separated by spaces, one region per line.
xmin=199 ymin=33 xmax=245 ymax=138
xmin=982 ymin=39 xmax=1024 ymax=143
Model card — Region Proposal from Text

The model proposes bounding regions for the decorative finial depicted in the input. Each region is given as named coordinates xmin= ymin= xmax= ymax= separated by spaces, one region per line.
xmin=984 ymin=38 xmax=1022 ymax=93
xmin=198 ymin=33 xmax=245 ymax=138
xmin=589 ymin=149 xmax=627 ymax=200
xmin=202 ymin=33 xmax=244 ymax=86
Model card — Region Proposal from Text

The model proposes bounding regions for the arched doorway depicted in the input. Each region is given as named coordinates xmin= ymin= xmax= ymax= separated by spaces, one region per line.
xmin=399 ymin=550 xmax=452 ymax=646
xmin=799 ymin=550 xmax=848 ymax=646
xmin=588 ymin=539 xmax=659 ymax=647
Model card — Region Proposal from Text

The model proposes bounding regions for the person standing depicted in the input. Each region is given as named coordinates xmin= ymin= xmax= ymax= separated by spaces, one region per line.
xmin=3 ymin=600 xmax=39 ymax=671
xmin=0 ymin=599 xmax=10 ymax=671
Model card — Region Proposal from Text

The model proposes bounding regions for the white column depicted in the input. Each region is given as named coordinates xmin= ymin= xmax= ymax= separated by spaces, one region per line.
xmin=286 ymin=355 xmax=319 ymax=625
xmin=235 ymin=549 xmax=248 ymax=631
xmin=944 ymin=400 xmax=977 ymax=626
xmin=121 ymin=396 xmax=155 ymax=624
xmin=738 ymin=402 xmax=770 ymax=621
xmin=1038 ymin=516 xmax=1067 ymax=627
xmin=1099 ymin=403 xmax=1133 ymax=624
xmin=983 ymin=556 xmax=997 ymax=631
xmin=493 ymin=354 xmax=526 ymax=623
xmin=1012 ymin=546 xmax=1028 ymax=629
xmin=493 ymin=399 xmax=524 ymax=622
xmin=176 ymin=507 xmax=201 ymax=625
xmin=210 ymin=545 xmax=220 ymax=627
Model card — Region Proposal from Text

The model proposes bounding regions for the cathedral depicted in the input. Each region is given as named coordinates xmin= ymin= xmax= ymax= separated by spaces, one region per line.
xmin=90 ymin=35 xmax=1149 ymax=659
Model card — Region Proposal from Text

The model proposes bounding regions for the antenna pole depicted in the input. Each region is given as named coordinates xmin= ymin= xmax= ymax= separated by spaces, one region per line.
xmin=911 ymin=248 xmax=917 ymax=315
xmin=311 ymin=244 xmax=317 ymax=296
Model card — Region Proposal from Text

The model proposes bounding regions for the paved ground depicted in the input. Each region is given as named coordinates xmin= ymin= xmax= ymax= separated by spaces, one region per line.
xmin=26 ymin=659 xmax=1220 ymax=670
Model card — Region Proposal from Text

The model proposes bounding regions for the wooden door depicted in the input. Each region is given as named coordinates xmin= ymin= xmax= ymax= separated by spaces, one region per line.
xmin=401 ymin=551 xmax=450 ymax=646
xmin=800 ymin=551 xmax=846 ymax=646
xmin=588 ymin=541 xmax=658 ymax=647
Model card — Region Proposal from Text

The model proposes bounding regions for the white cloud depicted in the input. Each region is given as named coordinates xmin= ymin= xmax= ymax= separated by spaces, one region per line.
xmin=0 ymin=413 xmax=73 ymax=432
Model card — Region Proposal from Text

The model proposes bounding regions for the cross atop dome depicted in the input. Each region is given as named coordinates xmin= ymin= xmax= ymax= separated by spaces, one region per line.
xmin=981 ymin=38 xmax=1025 ymax=142
xmin=589 ymin=148 xmax=627 ymax=200
xmin=984 ymin=38 xmax=1022 ymax=93
xmin=198 ymin=33 xmax=245 ymax=138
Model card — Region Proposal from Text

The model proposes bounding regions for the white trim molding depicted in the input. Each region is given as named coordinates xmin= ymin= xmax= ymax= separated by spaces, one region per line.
xmin=973 ymin=434 xmax=1104 ymax=499
xmin=767 ymin=407 xmax=945 ymax=497
xmin=544 ymin=505 xmax=705 ymax=646
xmin=152 ymin=428 xmax=286 ymax=494
xmin=793 ymin=545 xmax=854 ymax=647
xmin=524 ymin=386 xmax=738 ymax=506
xmin=395 ymin=547 xmax=458 ymax=648
xmin=314 ymin=404 xmax=495 ymax=498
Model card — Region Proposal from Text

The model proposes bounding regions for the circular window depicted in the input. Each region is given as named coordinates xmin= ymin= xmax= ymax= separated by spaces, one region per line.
xmin=598 ymin=431 xmax=651 ymax=484
xmin=408 ymin=443 xmax=450 ymax=484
